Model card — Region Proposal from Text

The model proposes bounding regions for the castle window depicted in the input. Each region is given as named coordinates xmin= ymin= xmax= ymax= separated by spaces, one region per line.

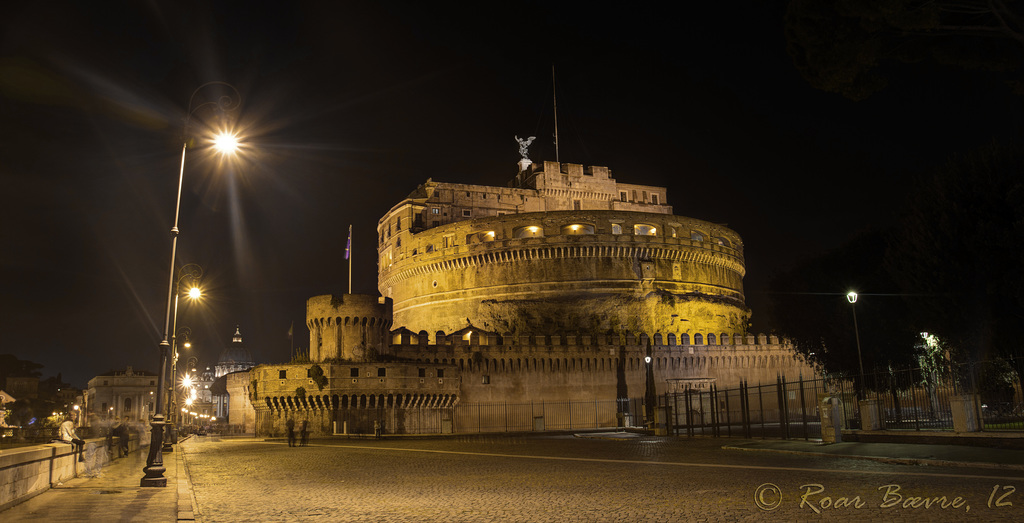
xmin=377 ymin=368 xmax=386 ymax=377
xmin=482 ymin=375 xmax=490 ymax=384
xmin=279 ymin=370 xmax=287 ymax=379
xmin=634 ymin=224 xmax=657 ymax=236
xmin=350 ymin=368 xmax=359 ymax=378
xmin=620 ymin=191 xmax=627 ymax=202
xmin=670 ymin=227 xmax=677 ymax=238
xmin=714 ymin=237 xmax=731 ymax=247
xmin=573 ymin=200 xmax=581 ymax=210
xmin=412 ymin=248 xmax=417 ymax=255
xmin=431 ymin=208 xmax=440 ymax=214
xmin=396 ymin=237 xmax=401 ymax=247
xmin=426 ymin=245 xmax=434 ymax=253
xmin=514 ymin=225 xmax=544 ymax=238
xmin=466 ymin=191 xmax=471 ymax=197
xmin=561 ymin=224 xmax=595 ymax=235
xmin=482 ymin=231 xmax=495 ymax=242
xmin=418 ymin=368 xmax=426 ymax=378
xmin=436 ymin=369 xmax=445 ymax=378
xmin=642 ymin=190 xmax=648 ymax=202
xmin=632 ymin=190 xmax=637 ymax=201
xmin=691 ymin=232 xmax=704 ymax=242
xmin=462 ymin=209 xmax=471 ymax=217
xmin=611 ymin=223 xmax=622 ymax=235
xmin=396 ymin=217 xmax=401 ymax=230
xmin=651 ymin=194 xmax=659 ymax=205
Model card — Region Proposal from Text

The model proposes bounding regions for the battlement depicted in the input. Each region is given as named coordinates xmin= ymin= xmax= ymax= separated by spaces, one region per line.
xmin=387 ymin=329 xmax=785 ymax=350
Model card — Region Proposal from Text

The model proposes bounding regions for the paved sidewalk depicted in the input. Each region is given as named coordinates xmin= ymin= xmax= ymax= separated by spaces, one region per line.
xmin=722 ymin=439 xmax=1024 ymax=470
xmin=0 ymin=444 xmax=191 ymax=522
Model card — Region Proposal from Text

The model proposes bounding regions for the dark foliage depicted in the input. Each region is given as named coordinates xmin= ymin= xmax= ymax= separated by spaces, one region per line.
xmin=785 ymin=0 xmax=1024 ymax=100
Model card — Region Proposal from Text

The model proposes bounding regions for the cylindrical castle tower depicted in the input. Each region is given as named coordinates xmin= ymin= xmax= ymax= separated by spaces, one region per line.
xmin=306 ymin=294 xmax=393 ymax=362
xmin=377 ymin=162 xmax=749 ymax=339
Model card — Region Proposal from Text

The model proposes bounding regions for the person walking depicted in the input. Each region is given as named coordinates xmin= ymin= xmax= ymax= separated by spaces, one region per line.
xmin=299 ymin=420 xmax=309 ymax=447
xmin=58 ymin=412 xmax=85 ymax=462
xmin=286 ymin=418 xmax=296 ymax=447
xmin=112 ymin=416 xmax=130 ymax=457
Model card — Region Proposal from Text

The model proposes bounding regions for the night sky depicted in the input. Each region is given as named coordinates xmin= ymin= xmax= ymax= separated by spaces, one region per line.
xmin=1 ymin=1 xmax=1018 ymax=388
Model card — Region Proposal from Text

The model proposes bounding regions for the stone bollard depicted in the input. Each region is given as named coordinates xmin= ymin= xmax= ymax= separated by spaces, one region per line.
xmin=819 ymin=395 xmax=843 ymax=443
xmin=858 ymin=399 xmax=881 ymax=430
xmin=950 ymin=394 xmax=981 ymax=433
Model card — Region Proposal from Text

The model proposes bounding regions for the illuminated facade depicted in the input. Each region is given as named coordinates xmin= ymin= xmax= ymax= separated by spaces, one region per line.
xmin=243 ymin=161 xmax=815 ymax=437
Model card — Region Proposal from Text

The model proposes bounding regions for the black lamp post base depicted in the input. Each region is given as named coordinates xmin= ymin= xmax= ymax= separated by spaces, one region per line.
xmin=141 ymin=416 xmax=168 ymax=487
xmin=140 ymin=471 xmax=167 ymax=488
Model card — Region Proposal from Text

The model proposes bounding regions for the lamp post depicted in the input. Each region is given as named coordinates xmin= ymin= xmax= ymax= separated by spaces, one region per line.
xmin=164 ymin=264 xmax=201 ymax=453
xmin=142 ymin=82 xmax=241 ymax=488
xmin=847 ymin=291 xmax=866 ymax=399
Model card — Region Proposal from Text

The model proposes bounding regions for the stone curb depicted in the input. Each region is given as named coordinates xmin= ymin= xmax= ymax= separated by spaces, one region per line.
xmin=721 ymin=444 xmax=1024 ymax=472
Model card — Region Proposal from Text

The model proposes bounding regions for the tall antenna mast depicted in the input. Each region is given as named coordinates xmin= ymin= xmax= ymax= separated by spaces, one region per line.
xmin=552 ymin=65 xmax=560 ymax=164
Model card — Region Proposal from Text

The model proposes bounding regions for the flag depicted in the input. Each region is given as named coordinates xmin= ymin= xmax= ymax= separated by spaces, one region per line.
xmin=344 ymin=225 xmax=352 ymax=260
xmin=287 ymin=321 xmax=293 ymax=339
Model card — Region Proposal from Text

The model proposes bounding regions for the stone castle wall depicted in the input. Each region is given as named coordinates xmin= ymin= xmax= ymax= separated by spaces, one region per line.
xmin=250 ymin=331 xmax=814 ymax=437
xmin=377 ymin=210 xmax=748 ymax=336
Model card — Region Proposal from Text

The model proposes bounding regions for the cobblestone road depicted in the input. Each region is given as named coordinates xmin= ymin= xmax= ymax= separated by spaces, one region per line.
xmin=181 ymin=435 xmax=1024 ymax=522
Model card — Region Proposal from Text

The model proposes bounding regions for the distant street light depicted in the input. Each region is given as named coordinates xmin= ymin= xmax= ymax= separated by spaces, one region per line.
xmin=847 ymin=291 xmax=866 ymax=399
xmin=142 ymin=82 xmax=242 ymax=488
xmin=165 ymin=264 xmax=201 ymax=453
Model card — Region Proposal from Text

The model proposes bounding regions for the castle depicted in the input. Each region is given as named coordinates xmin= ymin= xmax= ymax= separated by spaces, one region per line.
xmin=235 ymin=159 xmax=817 ymax=436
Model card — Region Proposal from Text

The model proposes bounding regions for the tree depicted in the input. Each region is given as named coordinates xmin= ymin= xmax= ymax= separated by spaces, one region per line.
xmin=887 ymin=143 xmax=1024 ymax=379
xmin=0 ymin=354 xmax=44 ymax=383
xmin=785 ymin=0 xmax=1024 ymax=100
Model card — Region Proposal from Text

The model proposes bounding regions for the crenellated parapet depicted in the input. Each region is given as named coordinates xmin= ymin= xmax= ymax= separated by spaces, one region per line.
xmin=307 ymin=294 xmax=393 ymax=362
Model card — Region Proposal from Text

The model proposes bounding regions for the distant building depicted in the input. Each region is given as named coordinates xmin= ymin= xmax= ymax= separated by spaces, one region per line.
xmin=212 ymin=327 xmax=256 ymax=421
xmin=86 ymin=366 xmax=158 ymax=423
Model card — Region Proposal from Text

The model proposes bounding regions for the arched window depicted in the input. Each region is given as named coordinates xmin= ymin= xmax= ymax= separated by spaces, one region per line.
xmin=514 ymin=226 xmax=544 ymax=238
xmin=690 ymin=231 xmax=705 ymax=242
xmin=634 ymin=223 xmax=657 ymax=236
xmin=694 ymin=333 xmax=704 ymax=345
xmin=708 ymin=333 xmax=717 ymax=345
xmin=561 ymin=223 xmax=595 ymax=235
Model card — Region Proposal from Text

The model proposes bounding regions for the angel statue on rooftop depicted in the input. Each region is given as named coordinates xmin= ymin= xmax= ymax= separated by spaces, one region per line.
xmin=515 ymin=135 xmax=536 ymax=160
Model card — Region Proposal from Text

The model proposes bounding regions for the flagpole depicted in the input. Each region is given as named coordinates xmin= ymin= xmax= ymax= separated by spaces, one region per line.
xmin=347 ymin=224 xmax=352 ymax=295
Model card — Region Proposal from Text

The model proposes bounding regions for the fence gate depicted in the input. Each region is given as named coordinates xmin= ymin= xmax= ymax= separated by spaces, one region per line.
xmin=666 ymin=376 xmax=826 ymax=440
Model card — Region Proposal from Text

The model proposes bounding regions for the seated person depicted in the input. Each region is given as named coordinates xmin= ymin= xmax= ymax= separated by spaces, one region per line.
xmin=59 ymin=413 xmax=85 ymax=462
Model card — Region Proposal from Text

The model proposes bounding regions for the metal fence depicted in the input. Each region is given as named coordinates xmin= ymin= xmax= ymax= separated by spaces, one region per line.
xmin=664 ymin=361 xmax=1024 ymax=440
xmin=665 ymin=376 xmax=827 ymax=440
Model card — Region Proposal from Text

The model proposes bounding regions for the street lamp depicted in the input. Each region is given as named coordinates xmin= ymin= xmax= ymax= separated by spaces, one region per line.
xmin=847 ymin=291 xmax=866 ymax=399
xmin=142 ymin=82 xmax=241 ymax=488
xmin=164 ymin=264 xmax=201 ymax=453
